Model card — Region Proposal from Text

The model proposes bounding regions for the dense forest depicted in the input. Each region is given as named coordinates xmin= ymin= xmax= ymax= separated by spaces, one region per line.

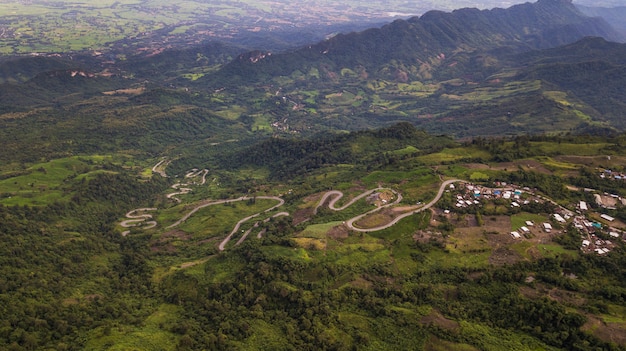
xmin=0 ymin=128 xmax=626 ymax=350
xmin=1 ymin=0 xmax=626 ymax=349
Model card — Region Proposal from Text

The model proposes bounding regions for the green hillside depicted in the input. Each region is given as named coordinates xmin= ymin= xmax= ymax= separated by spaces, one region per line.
xmin=1 ymin=0 xmax=626 ymax=350
xmin=2 ymin=125 xmax=626 ymax=350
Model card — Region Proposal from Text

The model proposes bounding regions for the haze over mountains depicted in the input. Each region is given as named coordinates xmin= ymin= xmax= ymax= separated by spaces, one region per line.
xmin=0 ymin=0 xmax=624 ymax=54
xmin=0 ymin=0 xmax=625 ymax=149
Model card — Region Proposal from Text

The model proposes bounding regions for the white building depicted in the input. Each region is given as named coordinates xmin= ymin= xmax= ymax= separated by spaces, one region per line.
xmin=553 ymin=214 xmax=566 ymax=223
xmin=601 ymin=214 xmax=615 ymax=222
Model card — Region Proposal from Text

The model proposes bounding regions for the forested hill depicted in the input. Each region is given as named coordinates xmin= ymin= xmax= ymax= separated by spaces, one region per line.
xmin=218 ymin=122 xmax=457 ymax=180
xmin=578 ymin=5 xmax=626 ymax=39
xmin=207 ymin=0 xmax=621 ymax=84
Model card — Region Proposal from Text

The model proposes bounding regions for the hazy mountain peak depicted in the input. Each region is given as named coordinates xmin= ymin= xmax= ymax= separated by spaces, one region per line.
xmin=213 ymin=0 xmax=619 ymax=85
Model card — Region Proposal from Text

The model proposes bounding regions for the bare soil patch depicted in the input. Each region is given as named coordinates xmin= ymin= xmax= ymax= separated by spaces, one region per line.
xmin=413 ymin=230 xmax=443 ymax=243
xmin=292 ymin=208 xmax=313 ymax=225
xmin=150 ymin=229 xmax=191 ymax=252
xmin=546 ymin=288 xmax=586 ymax=306
xmin=160 ymin=229 xmax=192 ymax=240
xmin=519 ymin=285 xmax=541 ymax=299
xmin=392 ymin=205 xmax=420 ymax=213
xmin=353 ymin=210 xmax=395 ymax=228
xmin=483 ymin=215 xmax=512 ymax=232
xmin=583 ymin=315 xmax=626 ymax=345
xmin=420 ymin=309 xmax=460 ymax=331
xmin=449 ymin=214 xmax=478 ymax=228
xmin=302 ymin=192 xmax=323 ymax=204
xmin=327 ymin=224 xmax=349 ymax=239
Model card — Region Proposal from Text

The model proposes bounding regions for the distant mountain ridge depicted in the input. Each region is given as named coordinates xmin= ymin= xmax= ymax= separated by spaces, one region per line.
xmin=577 ymin=5 xmax=626 ymax=40
xmin=211 ymin=0 xmax=620 ymax=83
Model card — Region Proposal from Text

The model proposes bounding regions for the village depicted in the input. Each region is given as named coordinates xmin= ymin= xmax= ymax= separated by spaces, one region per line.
xmin=445 ymin=181 xmax=626 ymax=256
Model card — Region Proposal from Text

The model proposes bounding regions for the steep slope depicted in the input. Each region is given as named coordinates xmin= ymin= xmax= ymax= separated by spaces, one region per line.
xmin=0 ymin=69 xmax=130 ymax=112
xmin=0 ymin=56 xmax=76 ymax=84
xmin=207 ymin=0 xmax=620 ymax=84
xmin=515 ymin=37 xmax=626 ymax=130
xmin=117 ymin=41 xmax=247 ymax=81
xmin=577 ymin=5 xmax=626 ymax=40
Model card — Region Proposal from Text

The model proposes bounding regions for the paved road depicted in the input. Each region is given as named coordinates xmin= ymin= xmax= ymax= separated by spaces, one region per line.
xmin=345 ymin=179 xmax=462 ymax=232
xmin=120 ymin=208 xmax=158 ymax=228
xmin=151 ymin=158 xmax=170 ymax=177
xmin=217 ymin=196 xmax=285 ymax=251
xmin=130 ymin=179 xmax=461 ymax=250
xmin=120 ymin=207 xmax=158 ymax=236
xmin=314 ymin=188 xmax=383 ymax=214
xmin=162 ymin=195 xmax=284 ymax=251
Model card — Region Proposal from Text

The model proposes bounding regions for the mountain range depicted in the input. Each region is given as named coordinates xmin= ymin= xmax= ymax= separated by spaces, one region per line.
xmin=0 ymin=0 xmax=625 ymax=149
xmin=210 ymin=0 xmax=621 ymax=83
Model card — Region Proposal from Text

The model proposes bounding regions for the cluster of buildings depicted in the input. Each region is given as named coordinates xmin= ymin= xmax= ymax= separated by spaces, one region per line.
xmin=451 ymin=183 xmax=532 ymax=209
xmin=572 ymin=212 xmax=624 ymax=255
xmin=510 ymin=221 xmax=533 ymax=239
xmin=448 ymin=182 xmax=625 ymax=255
xmin=600 ymin=169 xmax=626 ymax=181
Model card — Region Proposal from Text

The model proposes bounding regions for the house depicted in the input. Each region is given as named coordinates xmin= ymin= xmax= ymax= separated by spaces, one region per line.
xmin=520 ymin=226 xmax=530 ymax=233
xmin=511 ymin=231 xmax=521 ymax=239
xmin=582 ymin=240 xmax=590 ymax=247
xmin=553 ymin=214 xmax=566 ymax=223
xmin=525 ymin=221 xmax=534 ymax=226
xmin=601 ymin=214 xmax=615 ymax=222
xmin=543 ymin=223 xmax=552 ymax=232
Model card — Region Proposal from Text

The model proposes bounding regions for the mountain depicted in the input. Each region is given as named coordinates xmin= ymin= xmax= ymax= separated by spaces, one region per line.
xmin=208 ymin=0 xmax=621 ymax=84
xmin=0 ymin=0 xmax=625 ymax=155
xmin=0 ymin=56 xmax=79 ymax=84
xmin=577 ymin=5 xmax=626 ymax=40
xmin=515 ymin=37 xmax=626 ymax=130
xmin=117 ymin=41 xmax=247 ymax=81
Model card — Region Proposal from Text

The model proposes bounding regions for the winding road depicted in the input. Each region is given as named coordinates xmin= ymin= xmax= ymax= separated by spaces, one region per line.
xmin=122 ymin=179 xmax=462 ymax=249
xmin=162 ymin=195 xmax=285 ymax=251
xmin=151 ymin=158 xmax=170 ymax=178
xmin=345 ymin=179 xmax=461 ymax=232
xmin=120 ymin=208 xmax=158 ymax=236
xmin=314 ymin=188 xmax=387 ymax=214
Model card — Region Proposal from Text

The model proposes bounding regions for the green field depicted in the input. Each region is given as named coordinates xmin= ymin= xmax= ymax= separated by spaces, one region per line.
xmin=0 ymin=155 xmax=125 ymax=205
